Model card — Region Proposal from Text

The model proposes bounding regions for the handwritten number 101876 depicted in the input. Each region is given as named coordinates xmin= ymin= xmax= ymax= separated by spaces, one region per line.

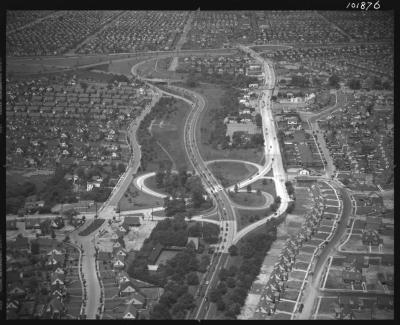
xmin=346 ymin=1 xmax=380 ymax=10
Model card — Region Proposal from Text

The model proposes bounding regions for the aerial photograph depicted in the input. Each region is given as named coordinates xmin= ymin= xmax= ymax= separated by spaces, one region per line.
xmin=5 ymin=8 xmax=395 ymax=320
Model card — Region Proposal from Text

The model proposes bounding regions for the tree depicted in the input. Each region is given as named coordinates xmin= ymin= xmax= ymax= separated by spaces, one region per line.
xmin=155 ymin=169 xmax=165 ymax=188
xmin=347 ymin=79 xmax=361 ymax=90
xmin=234 ymin=184 xmax=239 ymax=193
xmin=216 ymin=298 xmax=226 ymax=311
xmin=262 ymin=178 xmax=267 ymax=185
xmin=31 ymin=241 xmax=40 ymax=255
xmin=228 ymin=244 xmax=238 ymax=256
xmin=209 ymin=289 xmax=221 ymax=303
xmin=226 ymin=277 xmax=236 ymax=288
xmin=286 ymin=202 xmax=295 ymax=214
xmin=51 ymin=228 xmax=56 ymax=239
xmin=246 ymin=185 xmax=252 ymax=193
xmin=219 ymin=268 xmax=230 ymax=282
xmin=224 ymin=302 xmax=241 ymax=318
xmin=117 ymin=163 xmax=126 ymax=174
xmin=256 ymin=189 xmax=261 ymax=196
xmin=269 ymin=202 xmax=278 ymax=212
xmin=255 ymin=113 xmax=262 ymax=128
xmin=274 ymin=196 xmax=281 ymax=204
xmin=186 ymin=272 xmax=199 ymax=285
xmin=328 ymin=74 xmax=340 ymax=88
xmin=150 ymin=303 xmax=172 ymax=319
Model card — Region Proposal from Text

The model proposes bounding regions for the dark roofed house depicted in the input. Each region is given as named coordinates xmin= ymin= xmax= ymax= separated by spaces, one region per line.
xmin=122 ymin=216 xmax=141 ymax=231
xmin=123 ymin=304 xmax=138 ymax=319
xmin=342 ymin=270 xmax=363 ymax=284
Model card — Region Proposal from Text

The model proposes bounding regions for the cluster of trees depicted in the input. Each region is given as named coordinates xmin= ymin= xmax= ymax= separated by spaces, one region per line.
xmin=137 ymin=97 xmax=179 ymax=171
xmin=6 ymin=166 xmax=77 ymax=215
xmin=127 ymin=216 xmax=217 ymax=319
xmin=231 ymin=132 xmax=264 ymax=149
xmin=269 ymin=196 xmax=281 ymax=212
xmin=328 ymin=74 xmax=340 ymax=88
xmin=187 ymin=222 xmax=220 ymax=244
xmin=290 ymin=75 xmax=310 ymax=88
xmin=155 ymin=166 xmax=212 ymax=216
xmin=285 ymin=201 xmax=295 ymax=214
xmin=285 ymin=181 xmax=295 ymax=196
xmin=74 ymin=162 xmax=126 ymax=187
xmin=150 ymin=245 xmax=199 ymax=319
xmin=209 ymin=219 xmax=281 ymax=319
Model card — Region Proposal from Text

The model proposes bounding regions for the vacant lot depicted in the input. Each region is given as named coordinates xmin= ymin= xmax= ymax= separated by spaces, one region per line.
xmin=230 ymin=192 xmax=266 ymax=207
xmin=208 ymin=161 xmax=258 ymax=187
xmin=151 ymin=98 xmax=191 ymax=171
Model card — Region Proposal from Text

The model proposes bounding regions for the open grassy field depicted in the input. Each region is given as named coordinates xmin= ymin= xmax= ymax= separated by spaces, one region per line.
xmin=235 ymin=207 xmax=274 ymax=232
xmin=151 ymin=99 xmax=191 ymax=171
xmin=6 ymin=171 xmax=52 ymax=195
xmin=208 ymin=161 xmax=258 ymax=187
xmin=249 ymin=179 xmax=277 ymax=198
xmin=229 ymin=192 xmax=266 ymax=207
xmin=191 ymin=83 xmax=264 ymax=164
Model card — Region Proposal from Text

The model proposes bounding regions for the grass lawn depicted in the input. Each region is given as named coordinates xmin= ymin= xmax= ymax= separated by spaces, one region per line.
xmin=152 ymin=210 xmax=166 ymax=217
xmin=248 ymin=179 xmax=277 ymax=198
xmin=151 ymin=99 xmax=191 ymax=171
xmin=192 ymin=83 xmax=264 ymax=164
xmin=119 ymin=181 xmax=163 ymax=211
xmin=229 ymin=192 xmax=266 ymax=207
xmin=208 ymin=161 xmax=258 ymax=188
xmin=143 ymin=175 xmax=169 ymax=195
xmin=235 ymin=207 xmax=274 ymax=232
